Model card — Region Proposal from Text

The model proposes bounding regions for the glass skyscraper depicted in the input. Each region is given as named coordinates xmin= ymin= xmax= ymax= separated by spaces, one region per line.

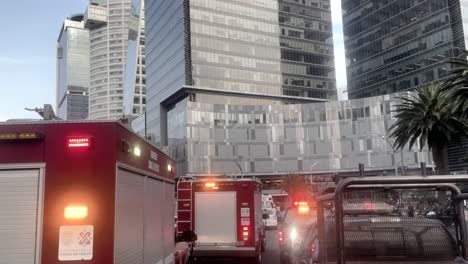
xmin=145 ymin=0 xmax=335 ymax=143
xmin=141 ymin=0 xmax=434 ymax=178
xmin=342 ymin=0 xmax=468 ymax=99
xmin=86 ymin=0 xmax=133 ymax=120
xmin=56 ymin=15 xmax=90 ymax=120
xmin=123 ymin=0 xmax=146 ymax=117
xmin=279 ymin=0 xmax=336 ymax=99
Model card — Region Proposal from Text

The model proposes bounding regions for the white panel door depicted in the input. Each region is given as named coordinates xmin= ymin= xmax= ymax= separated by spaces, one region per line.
xmin=0 ymin=169 xmax=42 ymax=264
xmin=195 ymin=192 xmax=237 ymax=245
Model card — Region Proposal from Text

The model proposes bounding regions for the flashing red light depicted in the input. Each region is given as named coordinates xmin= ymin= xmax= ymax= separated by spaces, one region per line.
xmin=243 ymin=227 xmax=249 ymax=231
xmin=67 ymin=137 xmax=91 ymax=149
xmin=278 ymin=231 xmax=283 ymax=242
xmin=364 ymin=203 xmax=375 ymax=210
xmin=171 ymin=165 xmax=176 ymax=173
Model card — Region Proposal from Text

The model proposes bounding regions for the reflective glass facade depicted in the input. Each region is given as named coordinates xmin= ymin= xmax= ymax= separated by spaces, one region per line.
xmin=144 ymin=0 xmax=337 ymax=145
xmin=279 ymin=0 xmax=336 ymax=99
xmin=342 ymin=0 xmax=465 ymax=99
xmin=56 ymin=15 xmax=90 ymax=120
xmin=167 ymin=92 xmax=431 ymax=177
xmin=145 ymin=0 xmax=187 ymax=144
xmin=87 ymin=0 xmax=133 ymax=120
xmin=123 ymin=0 xmax=146 ymax=117
xmin=189 ymin=0 xmax=282 ymax=95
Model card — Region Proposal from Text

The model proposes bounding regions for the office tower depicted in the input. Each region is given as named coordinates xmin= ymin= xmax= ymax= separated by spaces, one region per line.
xmin=342 ymin=0 xmax=468 ymax=99
xmin=56 ymin=14 xmax=90 ymax=120
xmin=124 ymin=0 xmax=146 ymax=118
xmin=144 ymin=0 xmax=346 ymax=176
xmin=85 ymin=0 xmax=132 ymax=120
xmin=279 ymin=0 xmax=336 ymax=99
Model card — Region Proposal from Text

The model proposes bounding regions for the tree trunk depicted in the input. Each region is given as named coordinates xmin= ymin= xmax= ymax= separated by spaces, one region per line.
xmin=431 ymin=143 xmax=449 ymax=175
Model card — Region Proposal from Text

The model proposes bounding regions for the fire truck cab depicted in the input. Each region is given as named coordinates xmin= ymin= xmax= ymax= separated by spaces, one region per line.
xmin=0 ymin=121 xmax=178 ymax=264
xmin=177 ymin=178 xmax=266 ymax=263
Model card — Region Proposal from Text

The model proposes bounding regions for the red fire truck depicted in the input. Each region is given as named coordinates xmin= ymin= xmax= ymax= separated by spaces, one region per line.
xmin=176 ymin=178 xmax=266 ymax=263
xmin=0 ymin=121 xmax=178 ymax=264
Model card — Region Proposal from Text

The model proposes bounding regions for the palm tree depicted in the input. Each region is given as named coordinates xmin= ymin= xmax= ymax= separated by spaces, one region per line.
xmin=389 ymin=84 xmax=468 ymax=175
xmin=443 ymin=50 xmax=468 ymax=115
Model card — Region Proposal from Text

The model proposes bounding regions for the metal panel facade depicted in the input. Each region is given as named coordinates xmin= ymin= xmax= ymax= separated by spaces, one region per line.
xmin=168 ymin=93 xmax=433 ymax=177
xmin=0 ymin=169 xmax=42 ymax=264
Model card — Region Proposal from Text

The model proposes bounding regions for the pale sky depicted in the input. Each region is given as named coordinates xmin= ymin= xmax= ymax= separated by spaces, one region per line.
xmin=0 ymin=0 xmax=347 ymax=121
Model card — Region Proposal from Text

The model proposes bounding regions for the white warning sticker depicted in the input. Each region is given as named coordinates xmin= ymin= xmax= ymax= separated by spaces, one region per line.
xmin=58 ymin=225 xmax=94 ymax=261
xmin=241 ymin=207 xmax=250 ymax=217
xmin=241 ymin=217 xmax=250 ymax=226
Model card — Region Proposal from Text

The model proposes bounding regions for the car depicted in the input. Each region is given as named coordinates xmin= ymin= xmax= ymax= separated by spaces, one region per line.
xmin=264 ymin=208 xmax=278 ymax=229
xmin=278 ymin=201 xmax=316 ymax=264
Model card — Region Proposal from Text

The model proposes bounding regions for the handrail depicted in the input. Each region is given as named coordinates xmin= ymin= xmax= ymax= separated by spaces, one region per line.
xmin=332 ymin=175 xmax=468 ymax=264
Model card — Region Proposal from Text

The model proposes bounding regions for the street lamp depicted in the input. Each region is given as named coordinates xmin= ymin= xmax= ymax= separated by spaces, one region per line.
xmin=369 ymin=132 xmax=405 ymax=176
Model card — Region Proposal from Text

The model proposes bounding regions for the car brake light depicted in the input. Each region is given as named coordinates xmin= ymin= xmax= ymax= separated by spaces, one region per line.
xmin=311 ymin=244 xmax=316 ymax=254
xmin=64 ymin=205 xmax=88 ymax=219
xmin=67 ymin=137 xmax=91 ymax=149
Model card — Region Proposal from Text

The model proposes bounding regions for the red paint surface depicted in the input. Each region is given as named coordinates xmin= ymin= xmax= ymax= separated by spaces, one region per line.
xmin=0 ymin=121 xmax=175 ymax=264
xmin=180 ymin=180 xmax=262 ymax=248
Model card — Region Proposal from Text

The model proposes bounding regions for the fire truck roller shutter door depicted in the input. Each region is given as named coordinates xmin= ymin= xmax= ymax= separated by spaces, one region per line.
xmin=0 ymin=167 xmax=44 ymax=264
xmin=144 ymin=177 xmax=164 ymax=264
xmin=114 ymin=168 xmax=145 ymax=264
xmin=195 ymin=192 xmax=237 ymax=245
xmin=115 ymin=167 xmax=174 ymax=264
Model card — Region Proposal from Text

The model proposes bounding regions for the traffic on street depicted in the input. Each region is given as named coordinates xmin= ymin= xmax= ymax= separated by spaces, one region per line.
xmin=5 ymin=1 xmax=468 ymax=263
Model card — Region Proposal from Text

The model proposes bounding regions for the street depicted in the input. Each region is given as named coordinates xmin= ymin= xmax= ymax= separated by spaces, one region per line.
xmin=193 ymin=229 xmax=280 ymax=264
xmin=262 ymin=229 xmax=280 ymax=264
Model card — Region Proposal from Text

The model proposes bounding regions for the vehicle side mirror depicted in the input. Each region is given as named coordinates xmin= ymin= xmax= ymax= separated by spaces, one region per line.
xmin=263 ymin=213 xmax=269 ymax=220
xmin=181 ymin=230 xmax=198 ymax=242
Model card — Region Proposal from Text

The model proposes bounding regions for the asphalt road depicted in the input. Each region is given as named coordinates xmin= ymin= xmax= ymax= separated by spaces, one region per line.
xmin=192 ymin=229 xmax=280 ymax=264
xmin=262 ymin=229 xmax=280 ymax=264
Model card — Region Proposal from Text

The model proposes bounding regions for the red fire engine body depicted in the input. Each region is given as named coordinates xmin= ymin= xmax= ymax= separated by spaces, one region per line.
xmin=0 ymin=121 xmax=176 ymax=264
xmin=177 ymin=178 xmax=265 ymax=263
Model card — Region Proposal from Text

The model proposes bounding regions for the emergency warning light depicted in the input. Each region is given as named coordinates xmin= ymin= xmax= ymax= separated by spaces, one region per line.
xmin=205 ymin=182 xmax=216 ymax=188
xmin=64 ymin=205 xmax=88 ymax=219
xmin=242 ymin=226 xmax=249 ymax=240
xmin=67 ymin=137 xmax=91 ymax=149
xmin=295 ymin=201 xmax=310 ymax=214
xmin=0 ymin=132 xmax=43 ymax=141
